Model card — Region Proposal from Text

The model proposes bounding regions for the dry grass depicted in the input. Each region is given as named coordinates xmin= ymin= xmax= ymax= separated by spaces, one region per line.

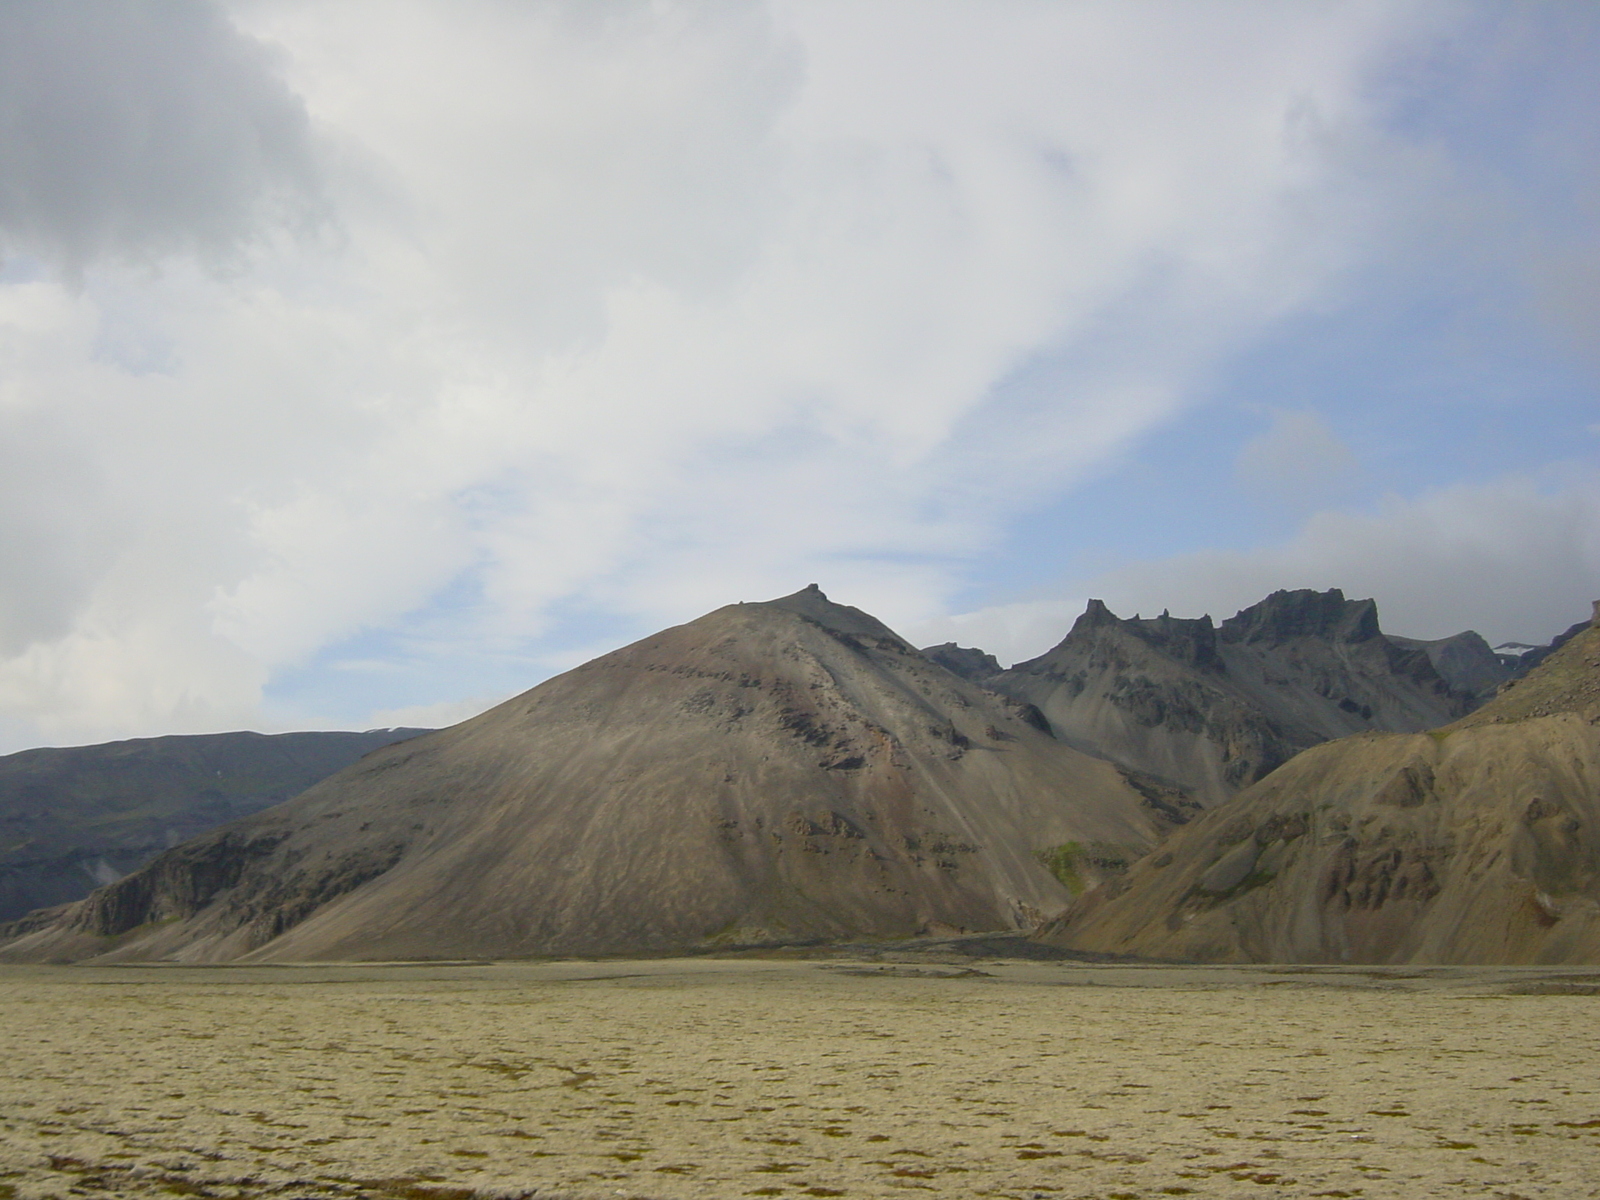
xmin=2 ymin=958 xmax=1599 ymax=1198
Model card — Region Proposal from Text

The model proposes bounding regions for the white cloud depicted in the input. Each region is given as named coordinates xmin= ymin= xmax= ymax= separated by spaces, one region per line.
xmin=0 ymin=0 xmax=1495 ymax=747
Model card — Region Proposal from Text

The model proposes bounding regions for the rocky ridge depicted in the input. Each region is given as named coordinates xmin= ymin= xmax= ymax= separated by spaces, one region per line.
xmin=1040 ymin=602 xmax=1600 ymax=965
xmin=984 ymin=588 xmax=1469 ymax=807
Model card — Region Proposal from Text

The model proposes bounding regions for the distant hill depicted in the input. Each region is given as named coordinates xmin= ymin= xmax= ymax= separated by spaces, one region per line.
xmin=0 ymin=729 xmax=427 ymax=922
xmin=921 ymin=642 xmax=1002 ymax=683
xmin=1 ymin=587 xmax=1165 ymax=963
xmin=1387 ymin=630 xmax=1509 ymax=702
xmin=981 ymin=589 xmax=1469 ymax=807
xmin=1040 ymin=603 xmax=1600 ymax=965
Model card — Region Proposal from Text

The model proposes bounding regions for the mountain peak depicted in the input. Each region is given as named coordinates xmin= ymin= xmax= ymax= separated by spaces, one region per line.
xmin=1054 ymin=599 xmax=1220 ymax=670
xmin=992 ymin=587 xmax=1465 ymax=806
xmin=751 ymin=585 xmax=912 ymax=648
xmin=1072 ymin=598 xmax=1121 ymax=632
xmin=1220 ymin=588 xmax=1379 ymax=645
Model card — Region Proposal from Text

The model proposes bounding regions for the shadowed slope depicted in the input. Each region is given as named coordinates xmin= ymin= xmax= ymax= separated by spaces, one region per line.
xmin=2 ymin=587 xmax=1163 ymax=963
xmin=0 ymin=729 xmax=427 ymax=921
xmin=989 ymin=589 xmax=1468 ymax=807
xmin=1042 ymin=604 xmax=1600 ymax=965
xmin=1388 ymin=630 xmax=1509 ymax=702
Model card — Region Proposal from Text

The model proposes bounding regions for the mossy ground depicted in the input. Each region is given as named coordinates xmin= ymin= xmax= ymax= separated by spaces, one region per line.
xmin=4 ymin=960 xmax=1599 ymax=1199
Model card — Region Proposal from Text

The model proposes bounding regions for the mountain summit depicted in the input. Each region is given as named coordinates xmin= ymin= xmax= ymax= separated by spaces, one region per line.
xmin=988 ymin=588 xmax=1469 ymax=806
xmin=3 ymin=588 xmax=1163 ymax=963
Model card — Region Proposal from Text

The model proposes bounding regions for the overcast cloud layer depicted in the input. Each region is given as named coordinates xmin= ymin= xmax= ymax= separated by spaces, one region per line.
xmin=0 ymin=1 xmax=1595 ymax=749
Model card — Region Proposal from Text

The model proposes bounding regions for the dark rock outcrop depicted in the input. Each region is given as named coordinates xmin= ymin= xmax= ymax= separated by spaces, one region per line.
xmin=1 ymin=588 xmax=1163 ymax=964
xmin=987 ymin=589 xmax=1470 ymax=807
xmin=921 ymin=642 xmax=1003 ymax=683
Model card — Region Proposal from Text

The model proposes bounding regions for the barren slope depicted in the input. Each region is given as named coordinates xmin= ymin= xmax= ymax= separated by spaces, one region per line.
xmin=990 ymin=589 xmax=1468 ymax=806
xmin=1042 ymin=604 xmax=1600 ymax=965
xmin=2 ymin=587 xmax=1163 ymax=963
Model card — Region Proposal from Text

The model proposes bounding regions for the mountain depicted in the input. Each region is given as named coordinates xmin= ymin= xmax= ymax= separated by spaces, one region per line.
xmin=1498 ymin=619 xmax=1591 ymax=675
xmin=0 ymin=729 xmax=427 ymax=922
xmin=921 ymin=642 xmax=1002 ymax=683
xmin=1387 ymin=630 xmax=1510 ymax=702
xmin=0 ymin=587 xmax=1166 ymax=964
xmin=986 ymin=589 xmax=1470 ymax=807
xmin=1040 ymin=603 xmax=1600 ymax=965
xmin=1389 ymin=620 xmax=1589 ymax=703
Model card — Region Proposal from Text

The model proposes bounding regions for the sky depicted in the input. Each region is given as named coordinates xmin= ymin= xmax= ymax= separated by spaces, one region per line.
xmin=0 ymin=0 xmax=1596 ymax=751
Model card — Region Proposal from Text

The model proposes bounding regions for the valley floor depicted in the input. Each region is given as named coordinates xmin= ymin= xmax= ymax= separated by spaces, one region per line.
xmin=1 ymin=956 xmax=1597 ymax=1199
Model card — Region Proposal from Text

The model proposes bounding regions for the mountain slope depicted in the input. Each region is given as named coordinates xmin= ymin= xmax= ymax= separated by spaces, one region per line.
xmin=921 ymin=642 xmax=1002 ymax=683
xmin=0 ymin=729 xmax=427 ymax=922
xmin=1040 ymin=603 xmax=1600 ymax=965
xmin=988 ymin=589 xmax=1468 ymax=807
xmin=1388 ymin=630 xmax=1509 ymax=702
xmin=1 ymin=587 xmax=1164 ymax=964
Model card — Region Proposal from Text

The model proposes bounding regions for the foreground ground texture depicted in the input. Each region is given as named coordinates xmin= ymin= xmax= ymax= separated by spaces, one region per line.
xmin=1 ymin=957 xmax=1597 ymax=1199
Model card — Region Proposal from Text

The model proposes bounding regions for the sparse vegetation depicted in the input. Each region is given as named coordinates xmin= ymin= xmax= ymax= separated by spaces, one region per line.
xmin=1036 ymin=841 xmax=1133 ymax=894
xmin=1 ymin=960 xmax=1595 ymax=1198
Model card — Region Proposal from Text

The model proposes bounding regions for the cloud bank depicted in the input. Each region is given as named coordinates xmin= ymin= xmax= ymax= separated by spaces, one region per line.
xmin=0 ymin=1 xmax=1590 ymax=748
xmin=912 ymin=472 xmax=1600 ymax=666
xmin=0 ymin=0 xmax=321 ymax=274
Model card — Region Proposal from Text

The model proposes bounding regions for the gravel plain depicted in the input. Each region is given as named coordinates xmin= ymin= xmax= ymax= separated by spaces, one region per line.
xmin=2 ymin=957 xmax=1598 ymax=1199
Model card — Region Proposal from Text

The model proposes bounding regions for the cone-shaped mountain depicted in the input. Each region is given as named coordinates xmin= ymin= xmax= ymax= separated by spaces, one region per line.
xmin=1041 ymin=603 xmax=1600 ymax=965
xmin=2 ymin=587 xmax=1165 ymax=963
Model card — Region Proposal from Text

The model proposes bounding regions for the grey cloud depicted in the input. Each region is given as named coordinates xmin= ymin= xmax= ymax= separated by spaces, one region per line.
xmin=1075 ymin=478 xmax=1600 ymax=647
xmin=916 ymin=476 xmax=1600 ymax=667
xmin=0 ymin=413 xmax=125 ymax=655
xmin=1234 ymin=410 xmax=1361 ymax=510
xmin=0 ymin=0 xmax=322 ymax=274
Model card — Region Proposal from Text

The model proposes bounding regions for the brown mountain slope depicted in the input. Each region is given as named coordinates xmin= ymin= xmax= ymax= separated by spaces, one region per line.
xmin=1040 ymin=603 xmax=1600 ymax=965
xmin=1 ymin=587 xmax=1164 ymax=964
xmin=988 ymin=589 xmax=1468 ymax=807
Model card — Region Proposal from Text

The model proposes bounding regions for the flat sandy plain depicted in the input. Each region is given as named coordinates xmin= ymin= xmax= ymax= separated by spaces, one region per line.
xmin=2 ymin=953 xmax=1599 ymax=1200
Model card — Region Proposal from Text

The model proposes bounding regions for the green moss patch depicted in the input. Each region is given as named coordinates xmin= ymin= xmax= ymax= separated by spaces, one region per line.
xmin=1036 ymin=842 xmax=1134 ymax=895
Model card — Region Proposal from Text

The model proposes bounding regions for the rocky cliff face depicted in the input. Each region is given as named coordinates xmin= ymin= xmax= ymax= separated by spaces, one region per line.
xmin=1 ymin=587 xmax=1165 ymax=964
xmin=921 ymin=642 xmax=1002 ymax=683
xmin=0 ymin=729 xmax=427 ymax=922
xmin=1040 ymin=604 xmax=1600 ymax=965
xmin=987 ymin=589 xmax=1470 ymax=807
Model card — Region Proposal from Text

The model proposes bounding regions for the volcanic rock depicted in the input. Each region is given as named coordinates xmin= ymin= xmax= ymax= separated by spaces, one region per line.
xmin=0 ymin=729 xmax=426 ymax=922
xmin=1388 ymin=630 xmax=1510 ymax=702
xmin=1040 ymin=602 xmax=1600 ymax=965
xmin=921 ymin=642 xmax=1003 ymax=683
xmin=1 ymin=587 xmax=1164 ymax=963
xmin=1499 ymin=619 xmax=1591 ymax=676
xmin=987 ymin=589 xmax=1469 ymax=807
